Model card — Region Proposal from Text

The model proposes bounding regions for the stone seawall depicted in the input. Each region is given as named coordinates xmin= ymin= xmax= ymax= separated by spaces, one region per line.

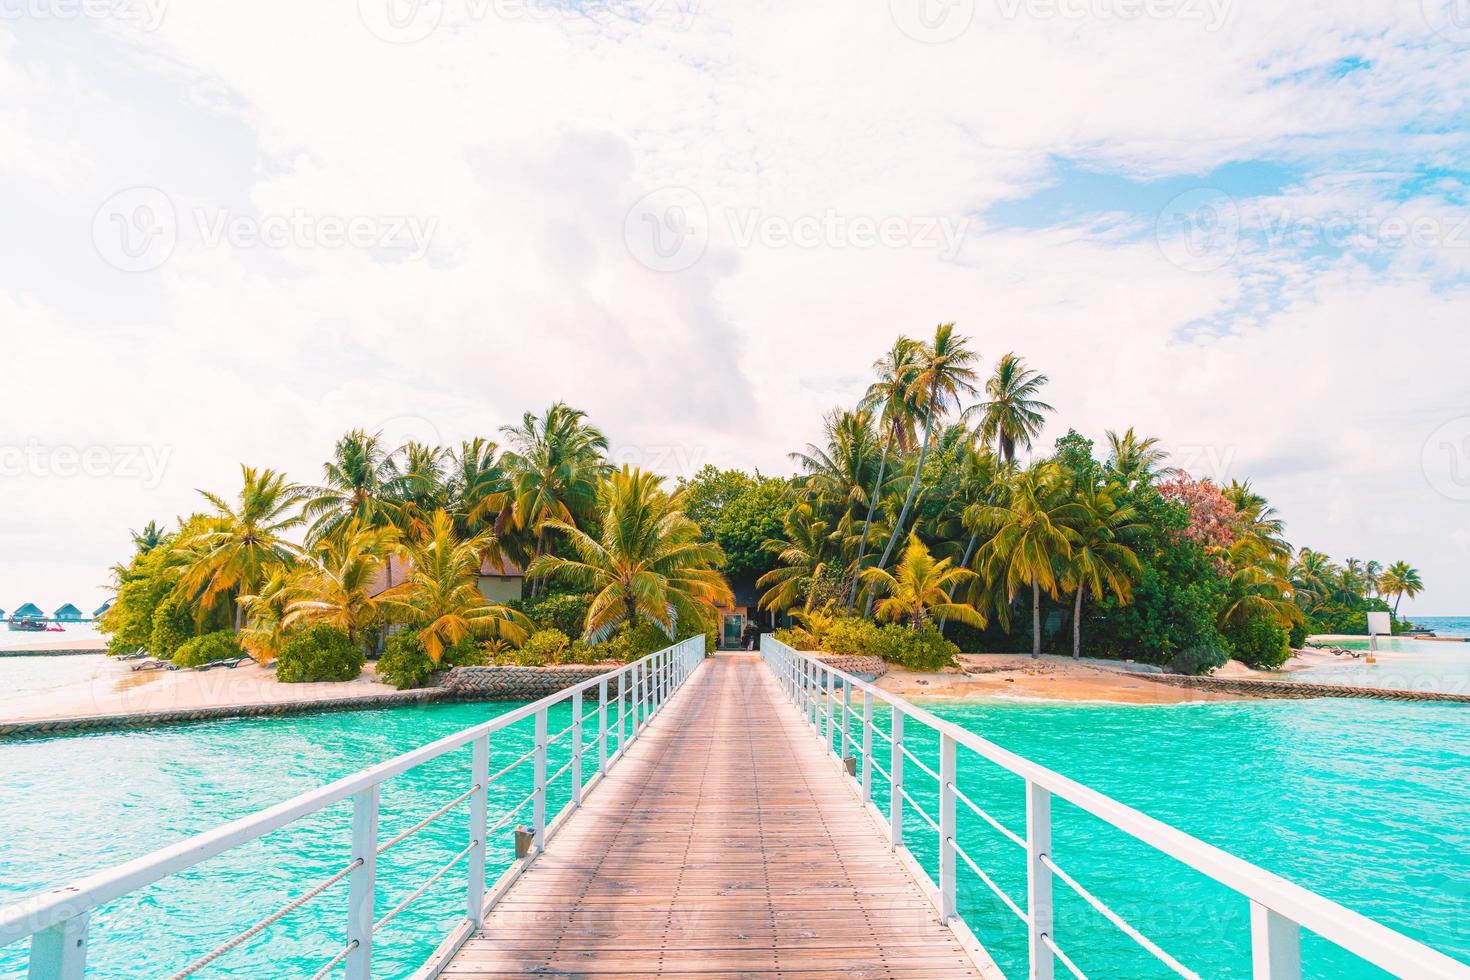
xmin=813 ymin=655 xmax=888 ymax=679
xmin=1141 ymin=673 xmax=1470 ymax=704
xmin=439 ymin=664 xmax=627 ymax=700
xmin=0 ymin=689 xmax=443 ymax=739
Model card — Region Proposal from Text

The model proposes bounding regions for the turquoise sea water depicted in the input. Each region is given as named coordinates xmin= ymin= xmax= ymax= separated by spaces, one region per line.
xmin=1413 ymin=615 xmax=1470 ymax=637
xmin=2 ymin=696 xmax=1468 ymax=978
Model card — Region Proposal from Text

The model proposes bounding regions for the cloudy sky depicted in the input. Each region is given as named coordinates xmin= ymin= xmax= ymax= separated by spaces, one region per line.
xmin=1 ymin=0 xmax=1468 ymax=617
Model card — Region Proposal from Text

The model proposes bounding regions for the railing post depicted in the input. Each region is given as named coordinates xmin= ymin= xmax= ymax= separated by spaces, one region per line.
xmin=861 ymin=690 xmax=873 ymax=803
xmin=1026 ymin=780 xmax=1054 ymax=980
xmin=346 ymin=785 xmax=379 ymax=980
xmin=598 ymin=678 xmax=609 ymax=775
xmin=532 ymin=708 xmax=548 ymax=853
xmin=28 ymin=914 xmax=88 ymax=979
xmin=890 ymin=711 xmax=904 ymax=849
xmin=617 ymin=669 xmax=628 ymax=758
xmin=939 ymin=733 xmax=957 ymax=921
xmin=1251 ymin=902 xmax=1303 ymax=979
xmin=841 ymin=679 xmax=852 ymax=764
xmin=467 ymin=735 xmax=488 ymax=923
xmin=823 ymin=670 xmax=834 ymax=751
xmin=571 ymin=690 xmax=584 ymax=806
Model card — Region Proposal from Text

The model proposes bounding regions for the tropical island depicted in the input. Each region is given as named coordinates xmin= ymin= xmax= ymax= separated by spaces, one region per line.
xmin=93 ymin=325 xmax=1426 ymax=704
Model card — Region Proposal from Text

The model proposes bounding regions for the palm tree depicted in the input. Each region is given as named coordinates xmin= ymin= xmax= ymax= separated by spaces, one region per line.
xmin=862 ymin=535 xmax=983 ymax=630
xmin=971 ymin=462 xmax=1080 ymax=657
xmin=304 ymin=430 xmax=399 ymax=544
xmin=869 ymin=323 xmax=979 ymax=612
xmin=1379 ymin=561 xmax=1425 ymax=615
xmin=445 ymin=437 xmax=511 ymax=540
xmin=1224 ymin=479 xmax=1289 ymax=559
xmin=967 ymin=353 xmax=1053 ymax=464
xmin=282 ymin=521 xmax=398 ymax=643
xmin=387 ymin=441 xmax=449 ymax=539
xmin=526 ymin=467 xmax=733 ymax=642
xmin=129 ymin=520 xmax=166 ymax=556
xmin=177 ymin=466 xmax=307 ymax=631
xmin=790 ymin=408 xmax=883 ymax=586
xmin=1220 ymin=537 xmax=1302 ymax=631
xmin=1105 ymin=428 xmax=1172 ymax=487
xmin=1364 ymin=559 xmax=1383 ymax=598
xmin=1063 ymin=484 xmax=1142 ymax=658
xmin=849 ymin=338 xmax=925 ymax=609
xmin=238 ymin=569 xmax=293 ymax=664
xmin=501 ymin=403 xmax=610 ymax=596
xmin=1289 ymin=547 xmax=1336 ymax=613
xmin=757 ymin=503 xmax=836 ymax=613
xmin=379 ymin=510 xmax=532 ymax=661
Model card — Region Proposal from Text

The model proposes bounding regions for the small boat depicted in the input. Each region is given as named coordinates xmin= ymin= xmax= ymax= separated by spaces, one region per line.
xmin=8 ymin=617 xmax=62 ymax=632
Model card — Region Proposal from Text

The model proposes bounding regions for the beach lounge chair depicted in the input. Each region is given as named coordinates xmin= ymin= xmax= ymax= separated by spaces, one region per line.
xmin=192 ymin=656 xmax=249 ymax=671
xmin=116 ymin=648 xmax=149 ymax=660
xmin=131 ymin=658 xmax=177 ymax=672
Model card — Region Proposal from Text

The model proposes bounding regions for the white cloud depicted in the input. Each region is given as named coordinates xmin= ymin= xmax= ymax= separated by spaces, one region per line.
xmin=2 ymin=0 xmax=1469 ymax=613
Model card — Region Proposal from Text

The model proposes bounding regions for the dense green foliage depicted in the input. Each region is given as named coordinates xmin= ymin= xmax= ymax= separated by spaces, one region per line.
xmin=507 ymin=593 xmax=592 ymax=639
xmin=777 ymin=615 xmax=957 ymax=671
xmin=377 ymin=632 xmax=488 ymax=689
xmin=276 ymin=624 xmax=366 ymax=683
xmin=172 ymin=631 xmax=243 ymax=669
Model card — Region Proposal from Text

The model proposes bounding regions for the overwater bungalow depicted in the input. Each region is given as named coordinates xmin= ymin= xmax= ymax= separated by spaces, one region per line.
xmin=11 ymin=602 xmax=44 ymax=620
xmin=53 ymin=603 xmax=84 ymax=622
xmin=93 ymin=601 xmax=112 ymax=619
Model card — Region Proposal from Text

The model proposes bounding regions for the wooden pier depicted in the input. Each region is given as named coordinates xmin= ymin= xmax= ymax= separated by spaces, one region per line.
xmin=440 ymin=652 xmax=985 ymax=978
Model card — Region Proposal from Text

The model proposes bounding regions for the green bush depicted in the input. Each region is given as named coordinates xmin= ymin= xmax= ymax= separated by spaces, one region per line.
xmin=772 ymin=627 xmax=814 ymax=651
xmin=173 ymin=631 xmax=244 ymax=668
xmin=519 ymin=629 xmax=573 ymax=665
xmin=276 ymin=624 xmax=365 ymax=683
xmin=884 ymin=625 xmax=958 ymax=672
xmin=1224 ymin=615 xmax=1291 ymax=670
xmin=377 ymin=632 xmax=487 ymax=689
xmin=149 ymin=591 xmax=195 ymax=659
xmin=1166 ymin=643 xmax=1230 ymax=675
xmin=822 ymin=617 xmax=882 ymax=656
xmin=509 ymin=593 xmax=592 ymax=638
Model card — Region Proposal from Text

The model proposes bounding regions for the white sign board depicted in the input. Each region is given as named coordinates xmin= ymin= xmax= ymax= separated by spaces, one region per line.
xmin=1366 ymin=611 xmax=1392 ymax=636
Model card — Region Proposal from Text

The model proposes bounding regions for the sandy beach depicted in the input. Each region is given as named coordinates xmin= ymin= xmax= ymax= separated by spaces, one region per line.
xmin=0 ymin=654 xmax=398 ymax=724
xmin=871 ymin=654 xmax=1246 ymax=703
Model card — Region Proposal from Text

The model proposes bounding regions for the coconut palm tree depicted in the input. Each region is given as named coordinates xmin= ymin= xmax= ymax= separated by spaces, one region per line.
xmin=501 ymin=403 xmax=610 ymax=595
xmin=1289 ymin=547 xmax=1336 ymax=612
xmin=967 ymin=353 xmax=1053 ymax=464
xmin=971 ymin=461 xmax=1080 ymax=657
xmin=849 ymin=337 xmax=925 ymax=609
xmin=445 ymin=437 xmax=511 ymax=540
xmin=282 ymin=521 xmax=398 ymax=643
xmin=238 ymin=569 xmax=293 ymax=664
xmin=129 ymin=520 xmax=167 ymax=556
xmin=1379 ymin=561 xmax=1424 ymax=615
xmin=1062 ymin=484 xmax=1142 ymax=658
xmin=861 ymin=535 xmax=983 ymax=629
xmin=1364 ymin=559 xmax=1383 ymax=598
xmin=304 ymin=429 xmax=399 ymax=544
xmin=869 ymin=323 xmax=979 ymax=611
xmin=379 ymin=510 xmax=532 ymax=661
xmin=1105 ymin=428 xmax=1172 ymax=487
xmin=757 ymin=503 xmax=836 ymax=613
xmin=177 ymin=466 xmax=307 ymax=631
xmin=526 ymin=467 xmax=733 ymax=642
xmin=790 ymin=408 xmax=883 ymax=582
xmin=1220 ymin=537 xmax=1302 ymax=631
xmin=387 ymin=440 xmax=449 ymax=539
xmin=1224 ymin=479 xmax=1289 ymax=559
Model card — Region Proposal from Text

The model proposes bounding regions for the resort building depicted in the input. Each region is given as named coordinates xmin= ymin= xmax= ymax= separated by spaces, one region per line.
xmin=366 ymin=555 xmax=526 ymax=604
xmin=93 ymin=601 xmax=112 ymax=619
xmin=53 ymin=604 xmax=84 ymax=622
xmin=716 ymin=574 xmax=779 ymax=649
xmin=11 ymin=602 xmax=43 ymax=620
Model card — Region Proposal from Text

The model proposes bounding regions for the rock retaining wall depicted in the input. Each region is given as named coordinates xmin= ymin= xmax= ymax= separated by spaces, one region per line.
xmin=0 ymin=689 xmax=443 ymax=739
xmin=1141 ymin=673 xmax=1470 ymax=704
xmin=813 ymin=655 xmax=888 ymax=679
xmin=438 ymin=665 xmax=626 ymax=700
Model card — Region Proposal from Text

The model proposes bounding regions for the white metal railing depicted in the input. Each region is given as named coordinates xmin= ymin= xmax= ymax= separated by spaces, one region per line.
xmin=0 ymin=635 xmax=706 ymax=979
xmin=759 ymin=636 xmax=1470 ymax=980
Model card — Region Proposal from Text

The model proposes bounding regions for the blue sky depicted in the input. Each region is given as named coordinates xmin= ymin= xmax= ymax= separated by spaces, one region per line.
xmin=1 ymin=0 xmax=1468 ymax=615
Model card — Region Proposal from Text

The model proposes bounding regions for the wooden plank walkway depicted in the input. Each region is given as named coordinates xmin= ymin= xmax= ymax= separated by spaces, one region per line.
xmin=440 ymin=651 xmax=985 ymax=979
